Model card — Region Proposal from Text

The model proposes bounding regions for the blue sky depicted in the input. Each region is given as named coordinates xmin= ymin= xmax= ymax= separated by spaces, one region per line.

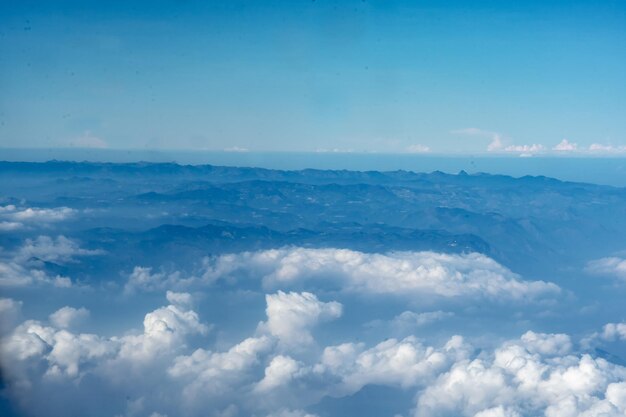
xmin=1 ymin=0 xmax=625 ymax=154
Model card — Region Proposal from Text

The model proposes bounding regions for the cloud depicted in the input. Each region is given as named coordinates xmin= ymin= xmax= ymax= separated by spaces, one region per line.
xmin=124 ymin=266 xmax=188 ymax=294
xmin=117 ymin=294 xmax=210 ymax=364
xmin=0 ymin=205 xmax=76 ymax=224
xmin=314 ymin=335 xmax=471 ymax=397
xmin=452 ymin=128 xmax=504 ymax=151
xmin=553 ymin=139 xmax=578 ymax=151
xmin=256 ymin=355 xmax=302 ymax=392
xmin=0 ymin=298 xmax=22 ymax=334
xmin=261 ymin=291 xmax=342 ymax=348
xmin=413 ymin=331 xmax=626 ymax=417
xmin=503 ymin=144 xmax=545 ymax=154
xmin=49 ymin=306 xmax=90 ymax=329
xmin=451 ymin=128 xmax=545 ymax=154
xmin=203 ymin=248 xmax=559 ymax=302
xmin=17 ymin=235 xmax=103 ymax=263
xmin=586 ymin=257 xmax=626 ymax=282
xmin=406 ymin=144 xmax=431 ymax=153
xmin=223 ymin=146 xmax=249 ymax=152
xmin=68 ymin=131 xmax=108 ymax=149
xmin=2 ymin=319 xmax=116 ymax=378
xmin=600 ymin=323 xmax=626 ymax=342
xmin=3 ymin=291 xmax=626 ymax=417
xmin=0 ymin=258 xmax=72 ymax=287
xmin=589 ymin=143 xmax=626 ymax=154
xmin=0 ymin=235 xmax=106 ymax=287
xmin=0 ymin=221 xmax=23 ymax=231
xmin=1 ymin=292 xmax=209 ymax=389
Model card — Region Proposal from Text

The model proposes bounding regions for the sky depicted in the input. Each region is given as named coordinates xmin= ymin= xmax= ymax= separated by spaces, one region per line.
xmin=0 ymin=0 xmax=625 ymax=155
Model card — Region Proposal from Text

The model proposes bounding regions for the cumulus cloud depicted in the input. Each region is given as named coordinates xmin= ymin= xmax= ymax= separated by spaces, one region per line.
xmin=0 ymin=221 xmax=23 ymax=231
xmin=0 ymin=258 xmax=72 ymax=287
xmin=256 ymin=355 xmax=302 ymax=392
xmin=203 ymin=248 xmax=559 ymax=302
xmin=0 ymin=205 xmax=76 ymax=224
xmin=49 ymin=306 xmax=90 ymax=329
xmin=314 ymin=335 xmax=471 ymax=397
xmin=17 ymin=235 xmax=103 ymax=263
xmin=1 ymin=236 xmax=102 ymax=287
xmin=589 ymin=143 xmax=626 ymax=153
xmin=450 ymin=128 xmax=544 ymax=154
xmin=117 ymin=293 xmax=210 ymax=363
xmin=503 ymin=144 xmax=545 ymax=154
xmin=452 ymin=128 xmax=504 ymax=151
xmin=0 ymin=297 xmax=22 ymax=334
xmin=261 ymin=291 xmax=342 ymax=348
xmin=124 ymin=266 xmax=187 ymax=294
xmin=1 ymin=292 xmax=209 ymax=392
xmin=600 ymin=323 xmax=626 ymax=342
xmin=553 ymin=139 xmax=578 ymax=151
xmin=413 ymin=331 xmax=626 ymax=417
xmin=2 ymin=319 xmax=116 ymax=378
xmin=3 ymin=292 xmax=626 ymax=417
xmin=586 ymin=257 xmax=626 ymax=282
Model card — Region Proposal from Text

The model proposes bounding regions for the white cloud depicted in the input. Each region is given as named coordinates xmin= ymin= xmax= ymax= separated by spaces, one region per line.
xmin=600 ymin=323 xmax=626 ymax=342
xmin=315 ymin=335 xmax=471 ymax=396
xmin=586 ymin=257 xmax=626 ymax=282
xmin=0 ymin=221 xmax=23 ymax=231
xmin=3 ymin=290 xmax=626 ymax=417
xmin=589 ymin=143 xmax=626 ymax=153
xmin=124 ymin=266 xmax=187 ymax=294
xmin=406 ymin=144 xmax=431 ymax=153
xmin=117 ymin=295 xmax=210 ymax=363
xmin=17 ymin=235 xmax=103 ymax=263
xmin=0 ymin=236 xmax=104 ymax=287
xmin=0 ymin=205 xmax=76 ymax=223
xmin=204 ymin=248 xmax=559 ymax=302
xmin=256 ymin=355 xmax=301 ymax=392
xmin=0 ymin=297 xmax=22 ymax=334
xmin=553 ymin=139 xmax=578 ymax=151
xmin=1 ymin=292 xmax=209 ymax=386
xmin=414 ymin=331 xmax=626 ymax=417
xmin=503 ymin=144 xmax=545 ymax=154
xmin=261 ymin=291 xmax=342 ymax=348
xmin=168 ymin=335 xmax=273 ymax=403
xmin=0 ymin=258 xmax=72 ymax=287
xmin=450 ymin=128 xmax=544 ymax=154
xmin=452 ymin=128 xmax=504 ymax=151
xmin=2 ymin=319 xmax=115 ymax=378
xmin=49 ymin=306 xmax=90 ymax=329
xmin=166 ymin=290 xmax=194 ymax=308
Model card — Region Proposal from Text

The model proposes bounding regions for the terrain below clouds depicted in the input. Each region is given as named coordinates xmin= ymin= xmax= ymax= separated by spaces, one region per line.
xmin=1 ymin=161 xmax=626 ymax=417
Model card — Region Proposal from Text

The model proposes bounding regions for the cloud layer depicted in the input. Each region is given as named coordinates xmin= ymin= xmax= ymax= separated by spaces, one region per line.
xmin=201 ymin=248 xmax=559 ymax=302
xmin=2 ymin=293 xmax=625 ymax=417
